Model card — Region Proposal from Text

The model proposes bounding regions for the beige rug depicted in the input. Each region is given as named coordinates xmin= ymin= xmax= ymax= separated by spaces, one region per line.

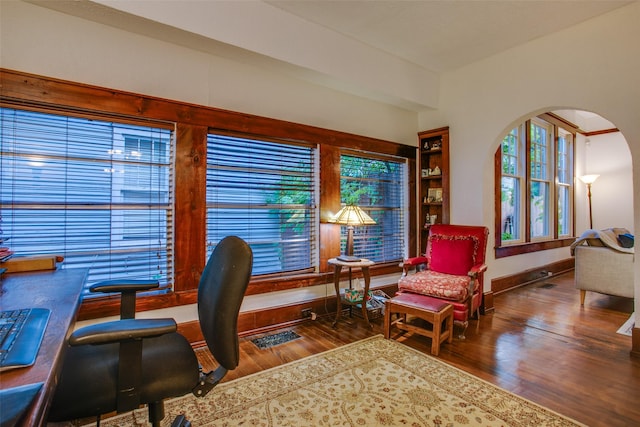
xmin=95 ymin=335 xmax=584 ymax=427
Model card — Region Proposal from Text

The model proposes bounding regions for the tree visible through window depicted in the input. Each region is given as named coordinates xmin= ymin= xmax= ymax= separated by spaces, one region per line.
xmin=339 ymin=153 xmax=406 ymax=262
xmin=206 ymin=134 xmax=317 ymax=275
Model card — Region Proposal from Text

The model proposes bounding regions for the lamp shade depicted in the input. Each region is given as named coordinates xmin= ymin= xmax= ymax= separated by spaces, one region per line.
xmin=328 ymin=205 xmax=376 ymax=226
xmin=579 ymin=174 xmax=600 ymax=185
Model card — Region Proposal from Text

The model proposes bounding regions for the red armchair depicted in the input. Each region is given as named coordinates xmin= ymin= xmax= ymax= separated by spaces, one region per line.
xmin=397 ymin=224 xmax=488 ymax=338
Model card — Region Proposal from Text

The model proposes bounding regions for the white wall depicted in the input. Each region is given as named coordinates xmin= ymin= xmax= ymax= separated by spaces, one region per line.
xmin=0 ymin=1 xmax=418 ymax=146
xmin=419 ymin=2 xmax=640 ymax=317
xmin=0 ymin=0 xmax=416 ymax=321
xmin=584 ymin=133 xmax=634 ymax=232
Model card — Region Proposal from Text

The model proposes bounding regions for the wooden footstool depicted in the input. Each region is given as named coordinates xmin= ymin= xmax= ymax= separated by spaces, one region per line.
xmin=384 ymin=293 xmax=453 ymax=356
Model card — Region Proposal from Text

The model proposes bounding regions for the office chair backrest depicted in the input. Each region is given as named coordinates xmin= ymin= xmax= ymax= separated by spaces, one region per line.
xmin=197 ymin=236 xmax=253 ymax=370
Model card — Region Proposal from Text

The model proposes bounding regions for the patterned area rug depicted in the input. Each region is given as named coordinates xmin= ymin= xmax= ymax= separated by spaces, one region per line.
xmin=95 ymin=335 xmax=584 ymax=427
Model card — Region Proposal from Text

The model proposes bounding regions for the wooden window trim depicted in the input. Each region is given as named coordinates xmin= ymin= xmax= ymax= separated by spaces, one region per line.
xmin=1 ymin=68 xmax=412 ymax=319
xmin=494 ymin=114 xmax=576 ymax=259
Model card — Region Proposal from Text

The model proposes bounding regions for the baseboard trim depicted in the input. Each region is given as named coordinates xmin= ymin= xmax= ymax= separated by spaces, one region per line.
xmin=180 ymin=283 xmax=398 ymax=345
xmin=491 ymin=258 xmax=575 ymax=295
xmin=632 ymin=327 xmax=640 ymax=358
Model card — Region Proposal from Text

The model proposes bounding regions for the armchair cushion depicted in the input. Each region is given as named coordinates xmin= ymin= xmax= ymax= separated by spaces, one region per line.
xmin=398 ymin=270 xmax=472 ymax=302
xmin=428 ymin=234 xmax=479 ymax=275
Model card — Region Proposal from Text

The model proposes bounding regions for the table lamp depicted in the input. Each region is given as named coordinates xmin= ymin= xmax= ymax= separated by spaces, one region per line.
xmin=328 ymin=205 xmax=376 ymax=262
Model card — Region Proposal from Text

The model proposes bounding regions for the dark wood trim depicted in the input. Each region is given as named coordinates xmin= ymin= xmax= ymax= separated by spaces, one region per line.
xmin=494 ymin=148 xmax=502 ymax=253
xmin=1 ymin=68 xmax=415 ymax=321
xmin=0 ymin=68 xmax=414 ymax=158
xmin=491 ymin=258 xmax=575 ymax=294
xmin=495 ymin=238 xmax=574 ymax=258
xmin=494 ymin=115 xmax=577 ymax=258
xmin=77 ymin=262 xmax=402 ymax=320
xmin=540 ymin=112 xmax=579 ymax=133
xmin=584 ymin=128 xmax=620 ymax=137
xmin=632 ymin=327 xmax=640 ymax=358
xmin=174 ymin=123 xmax=208 ymax=293
xmin=481 ymin=291 xmax=494 ymax=314
xmin=180 ymin=283 xmax=399 ymax=344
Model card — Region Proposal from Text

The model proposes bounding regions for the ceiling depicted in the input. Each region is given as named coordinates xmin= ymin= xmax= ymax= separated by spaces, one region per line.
xmin=26 ymin=0 xmax=629 ymax=131
xmin=265 ymin=0 xmax=630 ymax=73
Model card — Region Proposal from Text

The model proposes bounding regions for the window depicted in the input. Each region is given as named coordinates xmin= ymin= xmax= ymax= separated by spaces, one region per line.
xmin=556 ymin=129 xmax=574 ymax=237
xmin=0 ymin=108 xmax=174 ymax=295
xmin=206 ymin=133 xmax=317 ymax=275
xmin=530 ymin=119 xmax=552 ymax=239
xmin=339 ymin=153 xmax=407 ymax=262
xmin=500 ymin=127 xmax=523 ymax=242
xmin=497 ymin=114 xmax=575 ymax=255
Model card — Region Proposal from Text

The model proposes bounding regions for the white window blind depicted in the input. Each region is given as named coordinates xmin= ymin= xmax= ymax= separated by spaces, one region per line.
xmin=340 ymin=153 xmax=406 ymax=262
xmin=206 ymin=134 xmax=317 ymax=275
xmin=0 ymin=108 xmax=173 ymax=295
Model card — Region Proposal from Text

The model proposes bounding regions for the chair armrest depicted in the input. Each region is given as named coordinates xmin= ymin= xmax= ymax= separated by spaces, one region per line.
xmin=69 ymin=318 xmax=177 ymax=346
xmin=89 ymin=279 xmax=160 ymax=294
xmin=468 ymin=263 xmax=487 ymax=278
xmin=401 ymin=256 xmax=429 ymax=277
xmin=403 ymin=256 xmax=428 ymax=266
xmin=89 ymin=280 xmax=160 ymax=319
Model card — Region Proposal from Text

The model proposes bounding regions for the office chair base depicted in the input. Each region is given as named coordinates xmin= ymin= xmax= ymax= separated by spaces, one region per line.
xmin=172 ymin=415 xmax=192 ymax=427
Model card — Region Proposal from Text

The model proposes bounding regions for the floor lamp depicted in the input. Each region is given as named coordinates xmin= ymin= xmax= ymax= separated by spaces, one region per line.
xmin=328 ymin=205 xmax=376 ymax=262
xmin=579 ymin=174 xmax=600 ymax=229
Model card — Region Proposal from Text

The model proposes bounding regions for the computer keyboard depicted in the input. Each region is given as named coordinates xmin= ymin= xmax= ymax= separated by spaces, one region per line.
xmin=0 ymin=308 xmax=50 ymax=371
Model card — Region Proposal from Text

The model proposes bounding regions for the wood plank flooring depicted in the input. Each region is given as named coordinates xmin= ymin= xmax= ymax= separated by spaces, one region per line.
xmin=197 ymin=271 xmax=639 ymax=427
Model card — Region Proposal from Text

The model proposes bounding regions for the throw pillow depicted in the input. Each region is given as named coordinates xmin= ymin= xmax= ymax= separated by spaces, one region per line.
xmin=617 ymin=233 xmax=634 ymax=248
xmin=428 ymin=235 xmax=478 ymax=275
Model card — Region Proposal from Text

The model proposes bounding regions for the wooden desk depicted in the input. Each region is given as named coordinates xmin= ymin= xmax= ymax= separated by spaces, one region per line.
xmin=328 ymin=258 xmax=375 ymax=328
xmin=0 ymin=268 xmax=86 ymax=426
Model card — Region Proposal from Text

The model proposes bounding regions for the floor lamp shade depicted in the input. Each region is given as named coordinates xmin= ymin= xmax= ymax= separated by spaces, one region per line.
xmin=328 ymin=205 xmax=376 ymax=262
xmin=579 ymin=174 xmax=599 ymax=229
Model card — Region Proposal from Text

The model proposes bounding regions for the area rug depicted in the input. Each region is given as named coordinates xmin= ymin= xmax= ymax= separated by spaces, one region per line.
xmin=95 ymin=335 xmax=584 ymax=427
xmin=617 ymin=312 xmax=635 ymax=336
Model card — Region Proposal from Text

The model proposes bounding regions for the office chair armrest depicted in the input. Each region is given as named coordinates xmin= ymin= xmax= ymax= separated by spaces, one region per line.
xmin=89 ymin=279 xmax=160 ymax=294
xmin=69 ymin=318 xmax=177 ymax=346
xmin=90 ymin=280 xmax=160 ymax=319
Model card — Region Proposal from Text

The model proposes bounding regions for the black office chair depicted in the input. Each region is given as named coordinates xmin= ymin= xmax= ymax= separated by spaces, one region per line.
xmin=48 ymin=236 xmax=253 ymax=427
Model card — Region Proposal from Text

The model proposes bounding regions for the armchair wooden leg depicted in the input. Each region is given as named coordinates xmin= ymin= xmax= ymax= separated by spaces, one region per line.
xmin=456 ymin=320 xmax=469 ymax=340
xmin=580 ymin=290 xmax=586 ymax=306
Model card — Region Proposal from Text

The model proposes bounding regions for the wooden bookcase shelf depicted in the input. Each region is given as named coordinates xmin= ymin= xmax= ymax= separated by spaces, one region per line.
xmin=417 ymin=127 xmax=450 ymax=255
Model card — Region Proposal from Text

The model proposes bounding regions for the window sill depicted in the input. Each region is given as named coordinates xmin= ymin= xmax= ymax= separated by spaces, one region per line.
xmin=77 ymin=262 xmax=402 ymax=321
xmin=495 ymin=238 xmax=574 ymax=258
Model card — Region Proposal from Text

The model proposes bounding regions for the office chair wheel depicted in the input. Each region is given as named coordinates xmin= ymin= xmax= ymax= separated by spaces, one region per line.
xmin=172 ymin=414 xmax=191 ymax=427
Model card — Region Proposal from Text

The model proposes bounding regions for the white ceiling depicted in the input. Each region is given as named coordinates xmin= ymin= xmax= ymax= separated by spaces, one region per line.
xmin=26 ymin=0 xmax=628 ymax=130
xmin=266 ymin=0 xmax=631 ymax=73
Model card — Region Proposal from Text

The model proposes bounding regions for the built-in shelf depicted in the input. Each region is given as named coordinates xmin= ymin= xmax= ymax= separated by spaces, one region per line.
xmin=417 ymin=127 xmax=450 ymax=255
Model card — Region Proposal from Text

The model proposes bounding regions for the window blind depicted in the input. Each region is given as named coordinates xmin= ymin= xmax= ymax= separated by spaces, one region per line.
xmin=340 ymin=153 xmax=406 ymax=262
xmin=206 ymin=134 xmax=317 ymax=275
xmin=0 ymin=108 xmax=173 ymax=296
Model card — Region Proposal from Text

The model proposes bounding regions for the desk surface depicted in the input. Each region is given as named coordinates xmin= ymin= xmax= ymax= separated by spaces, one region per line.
xmin=0 ymin=268 xmax=86 ymax=426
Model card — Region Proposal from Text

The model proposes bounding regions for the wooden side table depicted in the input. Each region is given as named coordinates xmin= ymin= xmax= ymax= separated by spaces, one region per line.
xmin=328 ymin=257 xmax=375 ymax=328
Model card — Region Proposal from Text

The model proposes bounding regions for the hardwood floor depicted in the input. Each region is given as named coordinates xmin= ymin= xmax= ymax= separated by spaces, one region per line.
xmin=197 ymin=271 xmax=639 ymax=427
